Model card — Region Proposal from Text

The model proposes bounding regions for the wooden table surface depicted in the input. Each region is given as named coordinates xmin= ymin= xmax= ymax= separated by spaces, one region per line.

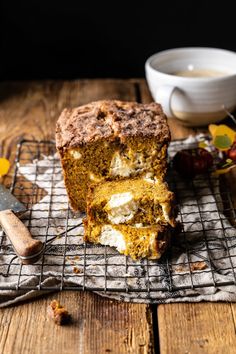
xmin=0 ymin=79 xmax=236 ymax=354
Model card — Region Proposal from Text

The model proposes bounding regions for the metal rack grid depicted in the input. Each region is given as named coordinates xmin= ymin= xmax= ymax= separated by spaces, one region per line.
xmin=0 ymin=138 xmax=236 ymax=295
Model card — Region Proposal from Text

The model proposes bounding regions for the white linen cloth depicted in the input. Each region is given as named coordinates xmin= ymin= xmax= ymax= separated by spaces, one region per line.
xmin=0 ymin=134 xmax=236 ymax=307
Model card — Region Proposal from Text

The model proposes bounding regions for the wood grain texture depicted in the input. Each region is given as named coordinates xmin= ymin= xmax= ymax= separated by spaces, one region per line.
xmin=0 ymin=79 xmax=154 ymax=354
xmin=230 ymin=303 xmax=236 ymax=333
xmin=158 ymin=303 xmax=236 ymax=354
xmin=0 ymin=79 xmax=136 ymax=150
xmin=0 ymin=80 xmax=136 ymax=186
xmin=0 ymin=291 xmax=153 ymax=354
xmin=1 ymin=79 xmax=236 ymax=354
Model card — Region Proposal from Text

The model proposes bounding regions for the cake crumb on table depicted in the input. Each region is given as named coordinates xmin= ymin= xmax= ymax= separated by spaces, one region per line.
xmin=190 ymin=261 xmax=208 ymax=271
xmin=47 ymin=300 xmax=71 ymax=325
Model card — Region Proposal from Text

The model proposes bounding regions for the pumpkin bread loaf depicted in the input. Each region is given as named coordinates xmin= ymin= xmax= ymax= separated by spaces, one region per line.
xmin=56 ymin=100 xmax=170 ymax=211
xmin=56 ymin=100 xmax=176 ymax=259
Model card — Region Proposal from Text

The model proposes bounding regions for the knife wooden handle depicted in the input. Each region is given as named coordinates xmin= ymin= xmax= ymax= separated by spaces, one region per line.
xmin=0 ymin=209 xmax=43 ymax=264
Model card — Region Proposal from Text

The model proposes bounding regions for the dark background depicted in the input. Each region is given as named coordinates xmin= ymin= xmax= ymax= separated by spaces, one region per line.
xmin=1 ymin=1 xmax=235 ymax=80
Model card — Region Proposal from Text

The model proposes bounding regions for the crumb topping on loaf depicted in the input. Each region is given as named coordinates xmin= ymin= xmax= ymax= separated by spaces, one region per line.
xmin=56 ymin=100 xmax=170 ymax=149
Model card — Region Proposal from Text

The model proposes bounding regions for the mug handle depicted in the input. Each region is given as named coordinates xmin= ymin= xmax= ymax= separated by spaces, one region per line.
xmin=154 ymin=85 xmax=177 ymax=118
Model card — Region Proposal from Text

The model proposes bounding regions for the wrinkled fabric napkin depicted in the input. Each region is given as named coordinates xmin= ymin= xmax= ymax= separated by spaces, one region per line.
xmin=0 ymin=134 xmax=236 ymax=307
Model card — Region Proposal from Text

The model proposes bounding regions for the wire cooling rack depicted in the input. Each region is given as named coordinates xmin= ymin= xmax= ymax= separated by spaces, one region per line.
xmin=0 ymin=138 xmax=236 ymax=296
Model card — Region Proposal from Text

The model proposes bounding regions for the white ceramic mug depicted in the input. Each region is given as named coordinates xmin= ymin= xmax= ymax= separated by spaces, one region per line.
xmin=145 ymin=47 xmax=236 ymax=126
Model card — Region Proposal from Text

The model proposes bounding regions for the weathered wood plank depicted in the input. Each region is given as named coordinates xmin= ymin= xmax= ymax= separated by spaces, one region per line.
xmin=2 ymin=78 xmax=235 ymax=354
xmin=230 ymin=303 xmax=236 ymax=333
xmin=0 ymin=291 xmax=153 ymax=354
xmin=158 ymin=303 xmax=236 ymax=354
xmin=0 ymin=79 xmax=136 ymax=150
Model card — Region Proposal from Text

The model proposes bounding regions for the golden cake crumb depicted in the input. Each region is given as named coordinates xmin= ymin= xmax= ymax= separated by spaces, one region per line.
xmin=47 ymin=300 xmax=71 ymax=325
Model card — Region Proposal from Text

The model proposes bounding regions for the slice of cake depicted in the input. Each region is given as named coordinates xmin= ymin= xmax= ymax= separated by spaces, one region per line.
xmin=56 ymin=100 xmax=170 ymax=211
xmin=83 ymin=219 xmax=171 ymax=260
xmin=86 ymin=177 xmax=176 ymax=227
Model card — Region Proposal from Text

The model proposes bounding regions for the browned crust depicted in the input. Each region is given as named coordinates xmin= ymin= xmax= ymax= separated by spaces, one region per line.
xmin=56 ymin=100 xmax=170 ymax=149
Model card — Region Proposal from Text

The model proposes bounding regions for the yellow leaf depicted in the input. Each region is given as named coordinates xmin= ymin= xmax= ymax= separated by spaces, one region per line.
xmin=0 ymin=158 xmax=10 ymax=177
xmin=215 ymin=125 xmax=235 ymax=141
xmin=209 ymin=124 xmax=218 ymax=137
xmin=226 ymin=158 xmax=233 ymax=163
xmin=209 ymin=124 xmax=236 ymax=151
xmin=210 ymin=124 xmax=235 ymax=141
xmin=198 ymin=141 xmax=207 ymax=148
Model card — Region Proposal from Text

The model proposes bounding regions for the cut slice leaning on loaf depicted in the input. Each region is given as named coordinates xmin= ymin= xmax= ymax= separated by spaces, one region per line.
xmin=83 ymin=219 xmax=172 ymax=260
xmin=86 ymin=177 xmax=176 ymax=227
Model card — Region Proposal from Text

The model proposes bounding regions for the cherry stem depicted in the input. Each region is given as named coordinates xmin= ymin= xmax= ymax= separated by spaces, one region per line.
xmin=222 ymin=105 xmax=236 ymax=125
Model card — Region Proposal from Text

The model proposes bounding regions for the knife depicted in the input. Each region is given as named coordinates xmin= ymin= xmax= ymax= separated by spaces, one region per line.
xmin=0 ymin=184 xmax=43 ymax=264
